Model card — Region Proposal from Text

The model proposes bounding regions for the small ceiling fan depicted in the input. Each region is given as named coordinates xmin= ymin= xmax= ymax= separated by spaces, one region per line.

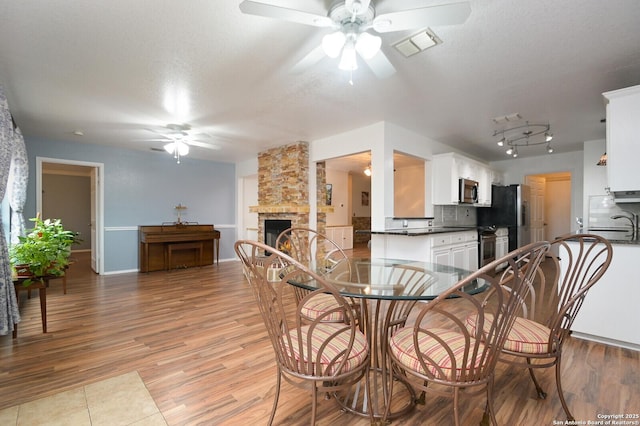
xmin=141 ymin=123 xmax=220 ymax=163
xmin=239 ymin=0 xmax=471 ymax=79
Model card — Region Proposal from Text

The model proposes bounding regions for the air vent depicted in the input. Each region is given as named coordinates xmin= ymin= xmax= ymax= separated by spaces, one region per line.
xmin=393 ymin=29 xmax=441 ymax=57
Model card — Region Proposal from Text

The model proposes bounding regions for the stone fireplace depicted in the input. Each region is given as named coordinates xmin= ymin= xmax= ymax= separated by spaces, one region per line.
xmin=264 ymin=219 xmax=292 ymax=248
xmin=250 ymin=142 xmax=331 ymax=244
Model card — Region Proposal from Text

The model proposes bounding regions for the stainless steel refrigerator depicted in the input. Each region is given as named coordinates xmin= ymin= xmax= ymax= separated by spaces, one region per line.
xmin=478 ymin=184 xmax=530 ymax=251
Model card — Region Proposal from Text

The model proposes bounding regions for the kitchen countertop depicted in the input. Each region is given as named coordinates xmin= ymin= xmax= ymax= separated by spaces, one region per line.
xmin=576 ymin=228 xmax=640 ymax=245
xmin=358 ymin=226 xmax=478 ymax=236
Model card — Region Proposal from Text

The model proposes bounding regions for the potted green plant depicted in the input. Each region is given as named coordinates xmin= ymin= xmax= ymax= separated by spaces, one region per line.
xmin=9 ymin=217 xmax=81 ymax=285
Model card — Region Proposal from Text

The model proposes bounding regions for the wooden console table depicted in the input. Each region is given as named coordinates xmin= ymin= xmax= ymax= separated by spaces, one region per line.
xmin=13 ymin=277 xmax=50 ymax=338
xmin=139 ymin=224 xmax=220 ymax=272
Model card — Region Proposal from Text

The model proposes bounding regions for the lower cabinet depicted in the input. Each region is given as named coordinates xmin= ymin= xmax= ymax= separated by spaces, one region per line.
xmin=496 ymin=228 xmax=509 ymax=265
xmin=566 ymin=242 xmax=639 ymax=349
xmin=326 ymin=226 xmax=353 ymax=250
xmin=495 ymin=228 xmax=508 ymax=257
xmin=431 ymin=231 xmax=478 ymax=271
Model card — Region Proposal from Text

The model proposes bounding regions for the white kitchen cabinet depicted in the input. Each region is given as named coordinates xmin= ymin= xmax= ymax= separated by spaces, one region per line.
xmin=495 ymin=228 xmax=508 ymax=258
xmin=464 ymin=236 xmax=479 ymax=271
xmin=431 ymin=231 xmax=478 ymax=271
xmin=603 ymin=85 xmax=640 ymax=194
xmin=495 ymin=228 xmax=509 ymax=269
xmin=326 ymin=226 xmax=353 ymax=250
xmin=432 ymin=153 xmax=494 ymax=206
xmin=566 ymin=242 xmax=640 ymax=350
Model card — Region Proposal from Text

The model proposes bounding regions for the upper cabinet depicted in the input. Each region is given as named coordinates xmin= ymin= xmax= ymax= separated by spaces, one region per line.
xmin=603 ymin=85 xmax=640 ymax=198
xmin=432 ymin=153 xmax=498 ymax=206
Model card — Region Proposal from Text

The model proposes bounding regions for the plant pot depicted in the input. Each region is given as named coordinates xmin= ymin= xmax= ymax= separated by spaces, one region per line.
xmin=13 ymin=264 xmax=35 ymax=279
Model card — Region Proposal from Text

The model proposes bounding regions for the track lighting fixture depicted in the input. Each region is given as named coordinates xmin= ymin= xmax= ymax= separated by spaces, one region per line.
xmin=493 ymin=121 xmax=554 ymax=156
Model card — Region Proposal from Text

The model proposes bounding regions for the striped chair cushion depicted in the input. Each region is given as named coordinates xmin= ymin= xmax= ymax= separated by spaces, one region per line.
xmin=465 ymin=314 xmax=551 ymax=354
xmin=286 ymin=323 xmax=368 ymax=374
xmin=389 ymin=327 xmax=485 ymax=380
xmin=301 ymin=293 xmax=345 ymax=321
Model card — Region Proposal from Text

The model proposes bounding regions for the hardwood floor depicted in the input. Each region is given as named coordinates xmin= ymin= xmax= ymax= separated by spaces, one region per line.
xmin=1 ymin=246 xmax=638 ymax=425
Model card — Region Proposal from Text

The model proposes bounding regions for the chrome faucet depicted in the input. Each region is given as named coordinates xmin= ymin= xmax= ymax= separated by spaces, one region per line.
xmin=611 ymin=210 xmax=639 ymax=238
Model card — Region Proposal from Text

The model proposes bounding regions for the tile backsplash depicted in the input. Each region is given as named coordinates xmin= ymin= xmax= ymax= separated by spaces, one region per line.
xmin=433 ymin=205 xmax=477 ymax=227
xmin=588 ymin=195 xmax=640 ymax=228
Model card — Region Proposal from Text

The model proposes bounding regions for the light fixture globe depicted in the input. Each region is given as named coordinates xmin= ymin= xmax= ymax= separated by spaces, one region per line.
xmin=355 ymin=32 xmax=381 ymax=59
xmin=339 ymin=41 xmax=358 ymax=70
xmin=322 ymin=31 xmax=346 ymax=58
xmin=176 ymin=141 xmax=189 ymax=156
xmin=164 ymin=142 xmax=175 ymax=154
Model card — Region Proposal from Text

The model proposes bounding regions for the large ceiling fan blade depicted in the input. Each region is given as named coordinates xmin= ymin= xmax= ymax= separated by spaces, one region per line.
xmin=134 ymin=138 xmax=174 ymax=142
xmin=239 ymin=1 xmax=334 ymax=28
xmin=187 ymin=140 xmax=221 ymax=150
xmin=363 ymin=49 xmax=396 ymax=79
xmin=373 ymin=2 xmax=471 ymax=33
xmin=291 ymin=44 xmax=327 ymax=74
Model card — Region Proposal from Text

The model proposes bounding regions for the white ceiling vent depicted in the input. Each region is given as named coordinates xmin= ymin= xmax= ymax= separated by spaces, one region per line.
xmin=393 ymin=29 xmax=441 ymax=57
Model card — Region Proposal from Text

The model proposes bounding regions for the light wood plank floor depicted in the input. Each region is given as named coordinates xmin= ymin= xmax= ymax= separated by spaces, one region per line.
xmin=1 ymin=246 xmax=638 ymax=425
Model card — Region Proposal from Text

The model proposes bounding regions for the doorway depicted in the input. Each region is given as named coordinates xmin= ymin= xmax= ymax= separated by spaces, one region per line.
xmin=525 ymin=172 xmax=572 ymax=252
xmin=36 ymin=157 xmax=104 ymax=274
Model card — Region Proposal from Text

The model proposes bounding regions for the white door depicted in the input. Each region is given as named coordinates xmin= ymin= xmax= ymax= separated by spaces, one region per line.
xmin=89 ymin=168 xmax=99 ymax=273
xmin=526 ymin=176 xmax=546 ymax=243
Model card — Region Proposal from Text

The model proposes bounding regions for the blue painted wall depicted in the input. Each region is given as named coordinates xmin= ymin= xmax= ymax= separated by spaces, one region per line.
xmin=24 ymin=137 xmax=236 ymax=273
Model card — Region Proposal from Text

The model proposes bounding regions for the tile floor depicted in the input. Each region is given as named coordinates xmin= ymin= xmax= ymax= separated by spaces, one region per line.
xmin=0 ymin=371 xmax=167 ymax=426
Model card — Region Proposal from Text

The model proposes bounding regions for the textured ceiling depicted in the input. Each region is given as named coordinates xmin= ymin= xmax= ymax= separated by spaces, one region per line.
xmin=1 ymin=0 xmax=639 ymax=169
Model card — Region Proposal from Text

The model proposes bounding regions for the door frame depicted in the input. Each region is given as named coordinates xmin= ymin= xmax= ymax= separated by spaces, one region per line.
xmin=36 ymin=157 xmax=104 ymax=275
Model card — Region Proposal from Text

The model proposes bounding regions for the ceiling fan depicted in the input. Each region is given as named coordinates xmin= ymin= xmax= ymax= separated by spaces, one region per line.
xmin=239 ymin=0 xmax=471 ymax=79
xmin=141 ymin=123 xmax=220 ymax=163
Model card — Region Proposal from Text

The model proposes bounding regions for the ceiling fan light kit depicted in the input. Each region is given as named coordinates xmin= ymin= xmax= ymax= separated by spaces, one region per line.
xmin=137 ymin=123 xmax=219 ymax=163
xmin=238 ymin=0 xmax=471 ymax=80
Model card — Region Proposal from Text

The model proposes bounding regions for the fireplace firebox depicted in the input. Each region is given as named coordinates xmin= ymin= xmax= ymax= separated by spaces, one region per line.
xmin=264 ymin=219 xmax=292 ymax=249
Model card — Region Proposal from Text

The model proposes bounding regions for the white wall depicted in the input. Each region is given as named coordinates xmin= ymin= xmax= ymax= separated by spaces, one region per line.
xmin=582 ymin=139 xmax=609 ymax=222
xmin=491 ymin=150 xmax=584 ymax=232
xmin=310 ymin=122 xmax=386 ymax=229
xmin=236 ymin=157 xmax=259 ymax=242
xmin=351 ymin=172 xmax=371 ymax=218
xmin=394 ymin=165 xmax=425 ymax=217
xmin=325 ymin=168 xmax=350 ymax=226
xmin=311 ymin=121 xmax=456 ymax=228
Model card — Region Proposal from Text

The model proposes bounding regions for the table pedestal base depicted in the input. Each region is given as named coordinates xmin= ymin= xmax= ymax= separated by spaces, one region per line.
xmin=333 ymin=367 xmax=416 ymax=421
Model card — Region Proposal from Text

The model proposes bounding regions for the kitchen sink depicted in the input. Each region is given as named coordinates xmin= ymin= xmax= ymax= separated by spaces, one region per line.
xmin=584 ymin=228 xmax=636 ymax=242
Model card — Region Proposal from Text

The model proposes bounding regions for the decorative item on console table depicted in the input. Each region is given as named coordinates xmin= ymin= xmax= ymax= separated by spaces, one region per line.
xmin=9 ymin=216 xmax=81 ymax=285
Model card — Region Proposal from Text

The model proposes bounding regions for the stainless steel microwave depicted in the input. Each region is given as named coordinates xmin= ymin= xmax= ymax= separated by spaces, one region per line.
xmin=459 ymin=178 xmax=479 ymax=204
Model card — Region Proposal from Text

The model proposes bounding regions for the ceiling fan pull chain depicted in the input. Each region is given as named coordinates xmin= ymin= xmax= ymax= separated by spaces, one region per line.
xmin=349 ymin=69 xmax=354 ymax=86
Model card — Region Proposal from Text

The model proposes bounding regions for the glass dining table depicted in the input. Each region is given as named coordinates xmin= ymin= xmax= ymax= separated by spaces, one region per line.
xmin=288 ymin=257 xmax=488 ymax=421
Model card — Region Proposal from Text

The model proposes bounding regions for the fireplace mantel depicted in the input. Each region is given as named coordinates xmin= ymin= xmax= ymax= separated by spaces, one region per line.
xmin=250 ymin=205 xmax=334 ymax=214
xmin=250 ymin=205 xmax=310 ymax=214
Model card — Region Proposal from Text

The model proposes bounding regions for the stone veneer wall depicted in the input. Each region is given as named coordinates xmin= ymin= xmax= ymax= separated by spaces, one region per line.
xmin=352 ymin=217 xmax=371 ymax=243
xmin=315 ymin=161 xmax=327 ymax=236
xmin=253 ymin=142 xmax=331 ymax=246
xmin=258 ymin=142 xmax=309 ymax=207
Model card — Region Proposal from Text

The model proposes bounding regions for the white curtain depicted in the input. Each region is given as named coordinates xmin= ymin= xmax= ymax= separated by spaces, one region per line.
xmin=0 ymin=85 xmax=21 ymax=335
xmin=8 ymin=126 xmax=28 ymax=244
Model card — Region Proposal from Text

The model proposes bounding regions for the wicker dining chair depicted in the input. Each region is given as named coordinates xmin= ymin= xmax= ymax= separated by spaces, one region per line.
xmin=384 ymin=241 xmax=550 ymax=425
xmin=234 ymin=239 xmax=371 ymax=425
xmin=275 ymin=227 xmax=354 ymax=322
xmin=466 ymin=233 xmax=613 ymax=421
